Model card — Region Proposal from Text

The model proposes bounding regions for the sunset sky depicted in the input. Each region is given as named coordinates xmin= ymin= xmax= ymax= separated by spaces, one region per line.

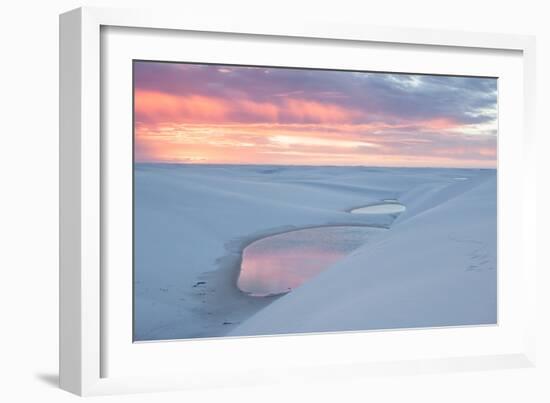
xmin=134 ymin=61 xmax=497 ymax=168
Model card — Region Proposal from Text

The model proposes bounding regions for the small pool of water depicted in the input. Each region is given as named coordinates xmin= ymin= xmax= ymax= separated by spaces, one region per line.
xmin=350 ymin=202 xmax=406 ymax=214
xmin=237 ymin=226 xmax=382 ymax=297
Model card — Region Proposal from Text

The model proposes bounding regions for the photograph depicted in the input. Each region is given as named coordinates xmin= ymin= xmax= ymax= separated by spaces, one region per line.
xmin=133 ymin=60 xmax=498 ymax=342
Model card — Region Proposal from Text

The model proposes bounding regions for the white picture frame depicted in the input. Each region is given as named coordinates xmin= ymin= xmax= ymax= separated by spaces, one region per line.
xmin=59 ymin=6 xmax=537 ymax=396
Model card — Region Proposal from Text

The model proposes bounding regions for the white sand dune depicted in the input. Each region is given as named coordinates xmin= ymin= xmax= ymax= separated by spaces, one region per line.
xmin=230 ymin=174 xmax=496 ymax=336
xmin=134 ymin=164 xmax=496 ymax=340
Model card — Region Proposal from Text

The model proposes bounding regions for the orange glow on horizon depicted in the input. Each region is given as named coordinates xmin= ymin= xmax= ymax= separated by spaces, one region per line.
xmin=135 ymin=121 xmax=496 ymax=168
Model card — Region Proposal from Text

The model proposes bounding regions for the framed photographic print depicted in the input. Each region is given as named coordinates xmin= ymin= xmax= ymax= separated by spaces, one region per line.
xmin=60 ymin=6 xmax=537 ymax=396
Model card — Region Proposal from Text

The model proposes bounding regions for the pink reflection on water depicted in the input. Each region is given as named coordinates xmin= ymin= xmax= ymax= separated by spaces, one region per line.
xmin=237 ymin=226 xmax=377 ymax=296
xmin=238 ymin=247 xmax=342 ymax=296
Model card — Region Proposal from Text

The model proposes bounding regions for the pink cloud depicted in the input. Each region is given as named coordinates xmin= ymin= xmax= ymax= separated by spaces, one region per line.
xmin=135 ymin=90 xmax=368 ymax=125
xmin=282 ymin=98 xmax=363 ymax=124
xmin=135 ymin=90 xmax=230 ymax=123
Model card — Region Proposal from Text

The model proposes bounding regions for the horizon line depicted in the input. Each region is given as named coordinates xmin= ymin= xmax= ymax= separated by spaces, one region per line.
xmin=134 ymin=161 xmax=496 ymax=170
